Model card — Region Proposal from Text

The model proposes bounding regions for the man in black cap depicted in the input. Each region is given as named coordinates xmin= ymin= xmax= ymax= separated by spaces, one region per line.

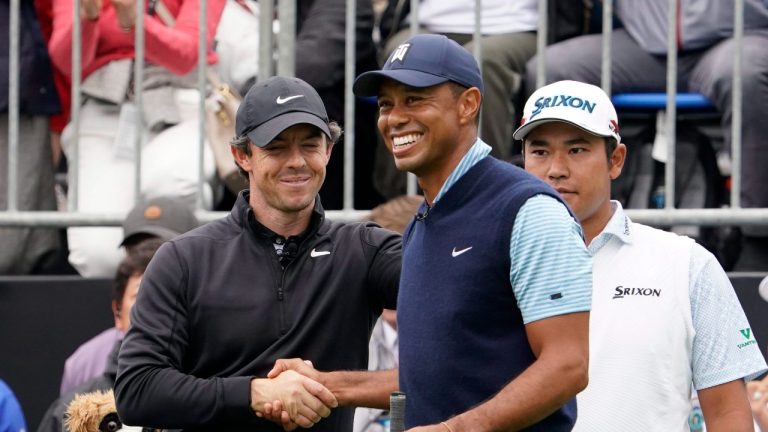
xmin=352 ymin=34 xmax=592 ymax=431
xmin=115 ymin=76 xmax=402 ymax=431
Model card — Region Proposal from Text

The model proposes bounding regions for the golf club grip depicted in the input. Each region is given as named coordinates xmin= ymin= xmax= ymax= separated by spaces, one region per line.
xmin=390 ymin=392 xmax=406 ymax=432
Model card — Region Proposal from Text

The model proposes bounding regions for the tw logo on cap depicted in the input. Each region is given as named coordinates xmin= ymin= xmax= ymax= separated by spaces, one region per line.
xmin=529 ymin=94 xmax=597 ymax=120
xmin=389 ymin=43 xmax=411 ymax=64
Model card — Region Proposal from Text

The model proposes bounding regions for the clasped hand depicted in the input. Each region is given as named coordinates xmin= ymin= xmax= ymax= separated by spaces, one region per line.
xmin=252 ymin=359 xmax=337 ymax=430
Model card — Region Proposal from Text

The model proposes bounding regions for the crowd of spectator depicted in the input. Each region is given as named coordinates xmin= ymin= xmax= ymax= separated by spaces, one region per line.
xmin=2 ymin=0 xmax=766 ymax=278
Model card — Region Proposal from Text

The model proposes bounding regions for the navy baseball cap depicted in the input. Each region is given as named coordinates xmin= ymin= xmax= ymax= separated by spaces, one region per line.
xmin=235 ymin=76 xmax=331 ymax=147
xmin=353 ymin=34 xmax=484 ymax=96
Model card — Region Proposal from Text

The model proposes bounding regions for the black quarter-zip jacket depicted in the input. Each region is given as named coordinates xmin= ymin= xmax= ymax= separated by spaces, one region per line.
xmin=115 ymin=192 xmax=402 ymax=431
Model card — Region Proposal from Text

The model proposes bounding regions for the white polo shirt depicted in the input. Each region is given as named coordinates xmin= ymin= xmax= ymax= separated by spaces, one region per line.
xmin=405 ymin=0 xmax=538 ymax=35
xmin=574 ymin=202 xmax=767 ymax=432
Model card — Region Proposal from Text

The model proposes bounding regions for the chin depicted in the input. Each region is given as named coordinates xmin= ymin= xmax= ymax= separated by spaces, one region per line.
xmin=282 ymin=197 xmax=315 ymax=212
xmin=394 ymin=157 xmax=420 ymax=174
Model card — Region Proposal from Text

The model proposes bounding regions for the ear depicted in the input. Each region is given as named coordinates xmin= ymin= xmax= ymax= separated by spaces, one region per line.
xmin=609 ymin=142 xmax=627 ymax=180
xmin=231 ymin=143 xmax=252 ymax=173
xmin=457 ymin=87 xmax=482 ymax=126
xmin=111 ymin=300 xmax=121 ymax=328
xmin=324 ymin=137 xmax=335 ymax=163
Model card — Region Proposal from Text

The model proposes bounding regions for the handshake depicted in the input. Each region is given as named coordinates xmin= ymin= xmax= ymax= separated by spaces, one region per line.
xmin=249 ymin=358 xmax=338 ymax=431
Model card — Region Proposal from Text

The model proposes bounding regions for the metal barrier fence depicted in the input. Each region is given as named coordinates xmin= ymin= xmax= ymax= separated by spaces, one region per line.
xmin=3 ymin=0 xmax=768 ymax=227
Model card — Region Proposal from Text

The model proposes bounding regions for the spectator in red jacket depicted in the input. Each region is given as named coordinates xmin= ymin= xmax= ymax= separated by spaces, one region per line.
xmin=47 ymin=0 xmax=225 ymax=277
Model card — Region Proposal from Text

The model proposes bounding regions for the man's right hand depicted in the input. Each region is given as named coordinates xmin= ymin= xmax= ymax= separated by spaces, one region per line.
xmin=250 ymin=370 xmax=338 ymax=428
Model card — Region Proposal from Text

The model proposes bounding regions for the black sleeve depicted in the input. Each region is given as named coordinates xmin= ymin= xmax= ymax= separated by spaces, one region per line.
xmin=114 ymin=242 xmax=253 ymax=428
xmin=361 ymin=225 xmax=402 ymax=310
xmin=295 ymin=0 xmax=375 ymax=91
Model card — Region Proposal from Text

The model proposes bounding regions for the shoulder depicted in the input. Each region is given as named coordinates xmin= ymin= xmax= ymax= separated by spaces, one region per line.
xmin=514 ymin=194 xmax=575 ymax=232
xmin=0 ymin=379 xmax=12 ymax=397
xmin=486 ymin=160 xmax=564 ymax=206
xmin=324 ymin=220 xmax=402 ymax=248
xmin=179 ymin=215 xmax=240 ymax=241
xmin=164 ymin=216 xmax=243 ymax=259
xmin=631 ymin=222 xmax=695 ymax=251
xmin=65 ymin=328 xmax=121 ymax=366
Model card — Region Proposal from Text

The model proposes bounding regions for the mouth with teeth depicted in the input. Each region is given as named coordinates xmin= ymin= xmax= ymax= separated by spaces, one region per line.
xmin=392 ymin=133 xmax=422 ymax=150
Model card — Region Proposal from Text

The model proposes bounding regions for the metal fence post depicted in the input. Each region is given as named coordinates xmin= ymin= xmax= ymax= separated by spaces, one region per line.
xmin=664 ymin=0 xmax=678 ymax=209
xmin=343 ymin=0 xmax=356 ymax=210
xmin=276 ymin=0 xmax=296 ymax=77
xmin=7 ymin=0 xmax=20 ymax=212
xmin=731 ymin=0 xmax=744 ymax=209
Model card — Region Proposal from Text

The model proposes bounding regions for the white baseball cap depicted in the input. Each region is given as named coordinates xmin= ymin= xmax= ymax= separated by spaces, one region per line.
xmin=513 ymin=80 xmax=621 ymax=143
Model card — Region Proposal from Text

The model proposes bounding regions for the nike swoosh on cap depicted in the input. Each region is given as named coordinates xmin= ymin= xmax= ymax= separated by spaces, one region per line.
xmin=276 ymin=95 xmax=305 ymax=104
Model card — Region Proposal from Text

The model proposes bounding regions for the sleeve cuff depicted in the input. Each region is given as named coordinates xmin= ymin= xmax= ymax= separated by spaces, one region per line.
xmin=221 ymin=375 xmax=256 ymax=420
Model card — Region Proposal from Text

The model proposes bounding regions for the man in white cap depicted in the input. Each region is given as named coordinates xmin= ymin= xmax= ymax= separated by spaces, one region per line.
xmin=518 ymin=80 xmax=768 ymax=431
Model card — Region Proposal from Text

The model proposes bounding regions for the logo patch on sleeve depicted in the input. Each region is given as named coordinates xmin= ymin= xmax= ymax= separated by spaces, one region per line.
xmin=737 ymin=327 xmax=757 ymax=350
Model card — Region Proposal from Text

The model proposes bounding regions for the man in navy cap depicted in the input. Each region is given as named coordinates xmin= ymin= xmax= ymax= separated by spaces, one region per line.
xmin=353 ymin=34 xmax=592 ymax=431
xmin=115 ymin=76 xmax=402 ymax=431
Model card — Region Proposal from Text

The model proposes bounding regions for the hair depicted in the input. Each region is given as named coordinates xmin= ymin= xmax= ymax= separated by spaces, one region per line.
xmin=446 ymin=81 xmax=481 ymax=126
xmin=367 ymin=195 xmax=424 ymax=234
xmin=604 ymin=137 xmax=618 ymax=163
xmin=113 ymin=237 xmax=163 ymax=309
xmin=230 ymin=121 xmax=343 ymax=177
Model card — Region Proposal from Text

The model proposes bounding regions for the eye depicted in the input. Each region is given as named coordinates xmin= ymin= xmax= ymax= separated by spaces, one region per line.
xmin=529 ymin=149 xmax=548 ymax=157
xmin=266 ymin=144 xmax=286 ymax=152
xmin=569 ymin=147 xmax=587 ymax=154
xmin=377 ymin=99 xmax=392 ymax=110
xmin=405 ymin=95 xmax=421 ymax=104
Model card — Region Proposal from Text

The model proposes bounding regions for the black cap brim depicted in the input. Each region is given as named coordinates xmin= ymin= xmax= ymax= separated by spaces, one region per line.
xmin=353 ymin=69 xmax=450 ymax=97
xmin=246 ymin=112 xmax=332 ymax=147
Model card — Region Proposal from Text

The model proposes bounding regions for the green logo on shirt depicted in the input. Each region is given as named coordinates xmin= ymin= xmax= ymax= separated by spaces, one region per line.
xmin=737 ymin=328 xmax=756 ymax=349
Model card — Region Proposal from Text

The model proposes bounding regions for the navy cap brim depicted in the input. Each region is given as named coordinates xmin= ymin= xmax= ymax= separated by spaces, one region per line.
xmin=246 ymin=112 xmax=332 ymax=147
xmin=353 ymin=69 xmax=451 ymax=97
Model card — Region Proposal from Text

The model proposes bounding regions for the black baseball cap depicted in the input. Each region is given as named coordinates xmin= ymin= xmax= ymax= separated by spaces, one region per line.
xmin=120 ymin=196 xmax=198 ymax=247
xmin=353 ymin=34 xmax=484 ymax=96
xmin=235 ymin=76 xmax=331 ymax=147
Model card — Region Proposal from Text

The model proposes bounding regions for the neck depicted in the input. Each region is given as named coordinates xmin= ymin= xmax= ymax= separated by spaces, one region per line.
xmin=420 ymin=134 xmax=477 ymax=205
xmin=582 ymin=199 xmax=615 ymax=246
xmin=249 ymin=194 xmax=314 ymax=238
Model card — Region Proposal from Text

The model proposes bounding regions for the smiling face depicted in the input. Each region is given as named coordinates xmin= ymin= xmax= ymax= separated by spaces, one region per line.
xmin=523 ymin=122 xmax=625 ymax=241
xmin=376 ymin=80 xmax=480 ymax=193
xmin=237 ymin=123 xmax=333 ymax=216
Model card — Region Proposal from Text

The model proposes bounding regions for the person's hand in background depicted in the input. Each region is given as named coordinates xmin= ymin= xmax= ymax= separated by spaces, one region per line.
xmin=80 ymin=0 xmax=101 ymax=21
xmin=111 ymin=0 xmax=136 ymax=30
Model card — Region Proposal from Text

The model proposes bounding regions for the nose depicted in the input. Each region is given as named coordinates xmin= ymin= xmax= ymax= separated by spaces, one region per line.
xmin=382 ymin=102 xmax=409 ymax=131
xmin=285 ymin=144 xmax=307 ymax=169
xmin=547 ymin=152 xmax=569 ymax=181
